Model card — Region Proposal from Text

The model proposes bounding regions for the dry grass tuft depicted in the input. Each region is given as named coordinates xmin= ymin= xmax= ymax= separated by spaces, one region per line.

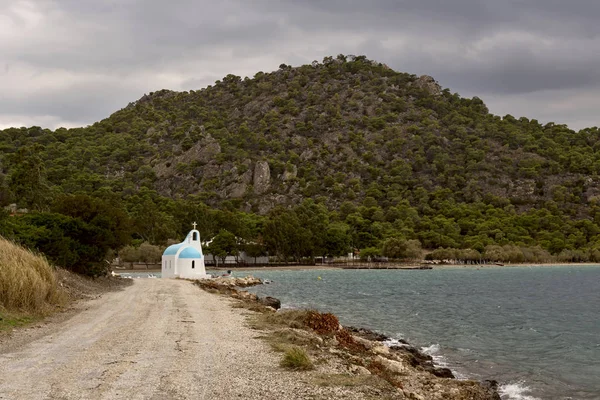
xmin=0 ymin=237 xmax=66 ymax=313
xmin=280 ymin=346 xmax=314 ymax=370
xmin=249 ymin=309 xmax=312 ymax=330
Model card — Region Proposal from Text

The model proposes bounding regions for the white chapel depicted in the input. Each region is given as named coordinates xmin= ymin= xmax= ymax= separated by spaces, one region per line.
xmin=162 ymin=223 xmax=210 ymax=279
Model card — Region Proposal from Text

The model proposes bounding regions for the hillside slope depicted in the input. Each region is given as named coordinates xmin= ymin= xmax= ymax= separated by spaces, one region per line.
xmin=1 ymin=55 xmax=599 ymax=257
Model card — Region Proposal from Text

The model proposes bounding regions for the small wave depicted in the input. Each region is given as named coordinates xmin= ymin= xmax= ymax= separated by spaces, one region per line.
xmin=421 ymin=343 xmax=441 ymax=355
xmin=499 ymin=382 xmax=541 ymax=400
xmin=383 ymin=338 xmax=409 ymax=348
xmin=420 ymin=344 xmax=451 ymax=369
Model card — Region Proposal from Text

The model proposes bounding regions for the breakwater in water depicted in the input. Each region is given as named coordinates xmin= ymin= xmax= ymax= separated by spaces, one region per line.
xmin=246 ymin=266 xmax=600 ymax=400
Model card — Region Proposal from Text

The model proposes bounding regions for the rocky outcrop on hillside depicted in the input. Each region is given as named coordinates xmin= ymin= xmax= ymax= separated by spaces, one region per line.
xmin=412 ymin=75 xmax=443 ymax=96
xmin=253 ymin=161 xmax=271 ymax=194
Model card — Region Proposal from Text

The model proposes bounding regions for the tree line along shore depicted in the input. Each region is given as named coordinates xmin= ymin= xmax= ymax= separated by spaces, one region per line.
xmin=2 ymin=195 xmax=600 ymax=279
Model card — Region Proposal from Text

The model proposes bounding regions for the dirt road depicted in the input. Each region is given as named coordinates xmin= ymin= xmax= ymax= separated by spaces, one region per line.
xmin=0 ymin=279 xmax=321 ymax=400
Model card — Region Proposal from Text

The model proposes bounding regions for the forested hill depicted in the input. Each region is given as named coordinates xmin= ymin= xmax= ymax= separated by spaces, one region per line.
xmin=1 ymin=55 xmax=600 ymax=272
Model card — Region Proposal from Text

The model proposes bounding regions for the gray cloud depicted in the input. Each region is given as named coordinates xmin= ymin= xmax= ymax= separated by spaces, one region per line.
xmin=0 ymin=0 xmax=598 ymax=130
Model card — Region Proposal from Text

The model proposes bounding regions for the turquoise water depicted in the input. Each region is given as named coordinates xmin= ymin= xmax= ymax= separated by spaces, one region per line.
xmin=245 ymin=266 xmax=600 ymax=400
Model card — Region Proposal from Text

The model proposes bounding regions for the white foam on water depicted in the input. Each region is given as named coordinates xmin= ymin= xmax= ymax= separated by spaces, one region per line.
xmin=420 ymin=343 xmax=453 ymax=370
xmin=499 ymin=382 xmax=541 ymax=400
xmin=383 ymin=338 xmax=409 ymax=348
xmin=421 ymin=343 xmax=441 ymax=355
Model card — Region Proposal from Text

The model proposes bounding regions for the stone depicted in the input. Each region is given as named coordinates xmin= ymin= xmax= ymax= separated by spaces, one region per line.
xmin=192 ymin=136 xmax=221 ymax=164
xmin=237 ymin=291 xmax=258 ymax=301
xmin=413 ymin=75 xmax=442 ymax=96
xmin=240 ymin=167 xmax=253 ymax=184
xmin=375 ymin=355 xmax=406 ymax=374
xmin=227 ymin=182 xmax=247 ymax=198
xmin=480 ymin=379 xmax=502 ymax=400
xmin=259 ymin=296 xmax=281 ymax=310
xmin=352 ymin=335 xmax=374 ymax=350
xmin=346 ymin=326 xmax=389 ymax=342
xmin=349 ymin=365 xmax=371 ymax=375
xmin=372 ymin=345 xmax=390 ymax=356
xmin=427 ymin=366 xmax=454 ymax=379
xmin=253 ymin=161 xmax=271 ymax=194
xmin=211 ymin=276 xmax=262 ymax=288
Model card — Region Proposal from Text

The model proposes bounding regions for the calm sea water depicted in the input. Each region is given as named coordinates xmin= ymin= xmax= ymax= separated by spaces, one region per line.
xmin=244 ymin=266 xmax=600 ymax=400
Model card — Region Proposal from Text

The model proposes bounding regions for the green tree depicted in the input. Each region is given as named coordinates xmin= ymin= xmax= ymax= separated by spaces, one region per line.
xmin=51 ymin=194 xmax=133 ymax=251
xmin=244 ymin=236 xmax=267 ymax=264
xmin=7 ymin=212 xmax=113 ymax=276
xmin=7 ymin=145 xmax=52 ymax=210
xmin=130 ymin=196 xmax=177 ymax=245
xmin=359 ymin=247 xmax=381 ymax=261
xmin=324 ymin=222 xmax=351 ymax=257
xmin=138 ymin=242 xmax=163 ymax=268
xmin=382 ymin=237 xmax=407 ymax=259
xmin=208 ymin=230 xmax=238 ymax=264
xmin=263 ymin=207 xmax=310 ymax=262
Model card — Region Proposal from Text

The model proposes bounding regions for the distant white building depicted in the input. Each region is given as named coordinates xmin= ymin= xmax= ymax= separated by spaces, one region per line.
xmin=162 ymin=223 xmax=210 ymax=279
xmin=202 ymin=236 xmax=269 ymax=266
xmin=203 ymin=251 xmax=269 ymax=266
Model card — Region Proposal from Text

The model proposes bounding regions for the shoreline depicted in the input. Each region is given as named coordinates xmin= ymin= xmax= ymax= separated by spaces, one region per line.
xmin=237 ymin=268 xmax=598 ymax=399
xmin=198 ymin=276 xmax=502 ymax=399
xmin=115 ymin=262 xmax=600 ymax=274
xmin=429 ymin=262 xmax=600 ymax=269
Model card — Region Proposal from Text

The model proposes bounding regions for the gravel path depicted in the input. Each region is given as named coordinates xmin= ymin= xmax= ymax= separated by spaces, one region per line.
xmin=0 ymin=279 xmax=357 ymax=400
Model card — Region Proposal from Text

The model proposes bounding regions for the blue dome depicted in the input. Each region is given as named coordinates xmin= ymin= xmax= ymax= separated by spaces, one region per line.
xmin=163 ymin=243 xmax=183 ymax=256
xmin=179 ymin=247 xmax=202 ymax=259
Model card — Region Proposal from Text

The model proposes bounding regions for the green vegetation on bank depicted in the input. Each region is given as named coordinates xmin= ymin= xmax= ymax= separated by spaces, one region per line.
xmin=280 ymin=346 xmax=314 ymax=371
xmin=1 ymin=55 xmax=600 ymax=273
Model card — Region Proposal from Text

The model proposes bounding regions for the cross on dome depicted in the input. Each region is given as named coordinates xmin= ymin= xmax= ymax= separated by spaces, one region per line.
xmin=192 ymin=222 xmax=197 ymax=230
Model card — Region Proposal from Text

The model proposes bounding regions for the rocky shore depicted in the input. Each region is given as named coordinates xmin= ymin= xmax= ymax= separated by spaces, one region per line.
xmin=195 ymin=276 xmax=501 ymax=400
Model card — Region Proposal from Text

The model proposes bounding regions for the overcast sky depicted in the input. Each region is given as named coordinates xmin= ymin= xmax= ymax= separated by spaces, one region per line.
xmin=1 ymin=0 xmax=599 ymax=131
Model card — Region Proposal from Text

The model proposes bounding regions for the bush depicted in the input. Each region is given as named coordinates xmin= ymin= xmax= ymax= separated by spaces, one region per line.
xmin=335 ymin=329 xmax=367 ymax=352
xmin=305 ymin=310 xmax=339 ymax=334
xmin=0 ymin=237 xmax=66 ymax=312
xmin=280 ymin=346 xmax=313 ymax=370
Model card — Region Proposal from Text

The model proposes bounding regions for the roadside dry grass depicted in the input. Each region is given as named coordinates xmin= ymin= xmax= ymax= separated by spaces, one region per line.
xmin=0 ymin=237 xmax=132 ymax=334
xmin=0 ymin=237 xmax=66 ymax=313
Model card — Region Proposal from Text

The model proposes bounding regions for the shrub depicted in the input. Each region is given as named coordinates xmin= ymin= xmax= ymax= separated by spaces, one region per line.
xmin=335 ymin=329 xmax=367 ymax=352
xmin=280 ymin=346 xmax=313 ymax=370
xmin=305 ymin=310 xmax=339 ymax=334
